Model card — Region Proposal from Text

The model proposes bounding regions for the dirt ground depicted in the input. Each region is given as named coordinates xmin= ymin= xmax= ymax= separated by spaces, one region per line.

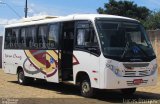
xmin=0 ymin=69 xmax=160 ymax=104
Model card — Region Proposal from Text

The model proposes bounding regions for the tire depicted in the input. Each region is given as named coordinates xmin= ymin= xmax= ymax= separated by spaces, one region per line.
xmin=80 ymin=78 xmax=94 ymax=98
xmin=121 ymin=88 xmax=136 ymax=95
xmin=17 ymin=69 xmax=33 ymax=85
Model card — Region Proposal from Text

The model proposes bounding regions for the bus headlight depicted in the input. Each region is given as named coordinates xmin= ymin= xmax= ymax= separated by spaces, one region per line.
xmin=153 ymin=64 xmax=158 ymax=70
xmin=114 ymin=68 xmax=123 ymax=77
xmin=106 ymin=64 xmax=123 ymax=77
xmin=151 ymin=64 xmax=157 ymax=75
xmin=115 ymin=68 xmax=119 ymax=74
xmin=106 ymin=64 xmax=113 ymax=70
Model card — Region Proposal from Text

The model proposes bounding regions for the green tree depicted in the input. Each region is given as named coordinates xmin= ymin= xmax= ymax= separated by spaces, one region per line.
xmin=142 ymin=11 xmax=160 ymax=30
xmin=97 ymin=0 xmax=150 ymax=20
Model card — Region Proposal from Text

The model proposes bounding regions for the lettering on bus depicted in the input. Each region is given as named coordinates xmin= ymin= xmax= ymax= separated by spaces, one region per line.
xmin=5 ymin=54 xmax=22 ymax=60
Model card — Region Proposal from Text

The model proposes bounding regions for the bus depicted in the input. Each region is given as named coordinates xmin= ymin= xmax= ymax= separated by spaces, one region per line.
xmin=2 ymin=14 xmax=158 ymax=97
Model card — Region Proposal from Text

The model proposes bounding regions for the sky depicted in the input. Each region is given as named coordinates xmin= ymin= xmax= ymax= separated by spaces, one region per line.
xmin=0 ymin=0 xmax=160 ymax=35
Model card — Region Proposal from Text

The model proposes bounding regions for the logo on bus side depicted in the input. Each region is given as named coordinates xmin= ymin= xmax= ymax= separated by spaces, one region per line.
xmin=23 ymin=50 xmax=79 ymax=77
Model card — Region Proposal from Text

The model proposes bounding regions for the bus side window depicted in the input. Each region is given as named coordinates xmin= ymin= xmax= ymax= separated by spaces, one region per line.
xmin=5 ymin=29 xmax=12 ymax=49
xmin=76 ymin=22 xmax=100 ymax=55
xmin=38 ymin=25 xmax=47 ymax=49
xmin=48 ymin=23 xmax=59 ymax=49
xmin=26 ymin=26 xmax=37 ymax=48
xmin=76 ymin=24 xmax=98 ymax=47
xmin=19 ymin=28 xmax=27 ymax=48
xmin=11 ymin=28 xmax=19 ymax=49
xmin=90 ymin=28 xmax=98 ymax=46
xmin=77 ymin=29 xmax=86 ymax=46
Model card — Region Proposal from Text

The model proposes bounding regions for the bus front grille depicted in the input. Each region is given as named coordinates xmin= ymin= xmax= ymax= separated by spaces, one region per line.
xmin=123 ymin=63 xmax=149 ymax=69
xmin=124 ymin=71 xmax=136 ymax=77
xmin=123 ymin=70 xmax=150 ymax=77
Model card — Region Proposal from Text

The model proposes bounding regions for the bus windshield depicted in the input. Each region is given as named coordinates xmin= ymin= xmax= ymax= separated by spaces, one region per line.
xmin=96 ymin=19 xmax=156 ymax=62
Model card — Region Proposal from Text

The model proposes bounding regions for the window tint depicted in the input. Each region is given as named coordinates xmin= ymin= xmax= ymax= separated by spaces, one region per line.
xmin=75 ymin=22 xmax=100 ymax=55
xmin=19 ymin=28 xmax=27 ymax=48
xmin=48 ymin=23 xmax=59 ymax=48
xmin=76 ymin=23 xmax=98 ymax=47
xmin=77 ymin=29 xmax=89 ymax=46
xmin=5 ymin=28 xmax=19 ymax=49
xmin=26 ymin=26 xmax=37 ymax=48
xmin=4 ymin=29 xmax=12 ymax=49
xmin=38 ymin=25 xmax=47 ymax=49
xmin=98 ymin=22 xmax=119 ymax=30
xmin=77 ymin=23 xmax=90 ymax=28
xmin=12 ymin=29 xmax=19 ymax=46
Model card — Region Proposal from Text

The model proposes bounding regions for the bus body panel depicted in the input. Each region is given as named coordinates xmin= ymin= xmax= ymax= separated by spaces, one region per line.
xmin=105 ymin=68 xmax=157 ymax=89
xmin=3 ymin=49 xmax=59 ymax=83
xmin=73 ymin=51 xmax=100 ymax=88
xmin=3 ymin=50 xmax=24 ymax=74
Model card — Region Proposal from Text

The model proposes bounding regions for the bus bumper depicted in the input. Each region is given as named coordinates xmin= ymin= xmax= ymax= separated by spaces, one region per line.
xmin=102 ymin=69 xmax=158 ymax=89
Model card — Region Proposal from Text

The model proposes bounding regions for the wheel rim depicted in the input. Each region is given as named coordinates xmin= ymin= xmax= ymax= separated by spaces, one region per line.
xmin=19 ymin=72 xmax=24 ymax=83
xmin=82 ymin=81 xmax=90 ymax=94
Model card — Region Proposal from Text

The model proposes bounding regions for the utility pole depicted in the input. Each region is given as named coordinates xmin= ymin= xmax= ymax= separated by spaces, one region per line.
xmin=25 ymin=0 xmax=28 ymax=18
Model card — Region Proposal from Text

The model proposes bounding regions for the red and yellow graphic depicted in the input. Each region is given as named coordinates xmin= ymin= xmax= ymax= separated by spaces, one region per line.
xmin=24 ymin=50 xmax=79 ymax=77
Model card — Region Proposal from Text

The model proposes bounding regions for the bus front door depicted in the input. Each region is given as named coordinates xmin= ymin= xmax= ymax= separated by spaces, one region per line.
xmin=59 ymin=21 xmax=75 ymax=81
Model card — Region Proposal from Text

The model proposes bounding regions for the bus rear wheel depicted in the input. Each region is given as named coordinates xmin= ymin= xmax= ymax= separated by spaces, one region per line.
xmin=17 ymin=70 xmax=33 ymax=85
xmin=121 ymin=88 xmax=136 ymax=95
xmin=80 ymin=78 xmax=94 ymax=97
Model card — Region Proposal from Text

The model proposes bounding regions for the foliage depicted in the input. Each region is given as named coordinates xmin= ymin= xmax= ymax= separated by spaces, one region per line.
xmin=142 ymin=11 xmax=160 ymax=30
xmin=97 ymin=0 xmax=150 ymax=21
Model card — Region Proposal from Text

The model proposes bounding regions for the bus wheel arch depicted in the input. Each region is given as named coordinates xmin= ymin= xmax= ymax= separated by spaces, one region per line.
xmin=76 ymin=71 xmax=90 ymax=85
xmin=17 ymin=66 xmax=23 ymax=74
xmin=17 ymin=66 xmax=33 ymax=85
xmin=76 ymin=71 xmax=95 ymax=97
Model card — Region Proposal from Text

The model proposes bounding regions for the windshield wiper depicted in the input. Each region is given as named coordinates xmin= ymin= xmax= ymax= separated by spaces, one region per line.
xmin=121 ymin=40 xmax=130 ymax=59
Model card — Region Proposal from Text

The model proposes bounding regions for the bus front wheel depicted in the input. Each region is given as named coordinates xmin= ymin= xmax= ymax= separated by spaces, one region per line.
xmin=80 ymin=78 xmax=94 ymax=97
xmin=121 ymin=88 xmax=136 ymax=95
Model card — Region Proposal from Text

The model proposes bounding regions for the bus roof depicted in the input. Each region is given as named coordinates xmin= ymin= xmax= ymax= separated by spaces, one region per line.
xmin=5 ymin=14 xmax=139 ymax=28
